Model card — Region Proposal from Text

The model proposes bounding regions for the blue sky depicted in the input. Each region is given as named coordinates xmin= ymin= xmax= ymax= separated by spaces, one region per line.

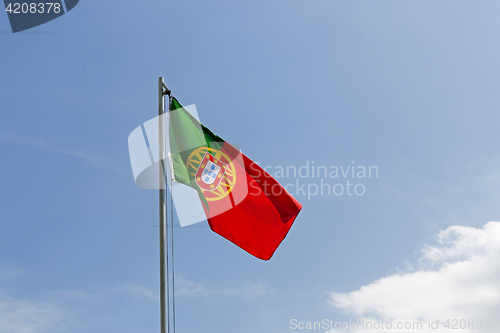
xmin=2 ymin=1 xmax=500 ymax=332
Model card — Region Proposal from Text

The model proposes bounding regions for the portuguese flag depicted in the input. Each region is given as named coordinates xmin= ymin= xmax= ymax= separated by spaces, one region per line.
xmin=168 ymin=98 xmax=302 ymax=260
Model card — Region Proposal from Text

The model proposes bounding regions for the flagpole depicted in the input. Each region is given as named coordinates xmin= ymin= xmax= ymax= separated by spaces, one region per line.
xmin=158 ymin=77 xmax=174 ymax=333
xmin=158 ymin=77 xmax=167 ymax=333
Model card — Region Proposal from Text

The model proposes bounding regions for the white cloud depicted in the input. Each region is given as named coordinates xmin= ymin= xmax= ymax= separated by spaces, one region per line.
xmin=330 ymin=222 xmax=500 ymax=332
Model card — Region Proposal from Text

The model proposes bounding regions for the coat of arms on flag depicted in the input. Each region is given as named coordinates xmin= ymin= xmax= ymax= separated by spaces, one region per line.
xmin=195 ymin=152 xmax=227 ymax=191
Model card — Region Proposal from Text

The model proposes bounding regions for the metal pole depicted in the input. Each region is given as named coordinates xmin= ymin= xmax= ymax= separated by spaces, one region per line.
xmin=158 ymin=77 xmax=167 ymax=333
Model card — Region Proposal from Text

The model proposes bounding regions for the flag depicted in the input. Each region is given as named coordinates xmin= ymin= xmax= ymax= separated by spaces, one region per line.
xmin=168 ymin=98 xmax=302 ymax=260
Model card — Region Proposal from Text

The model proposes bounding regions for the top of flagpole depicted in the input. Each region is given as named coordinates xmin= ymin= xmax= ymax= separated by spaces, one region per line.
xmin=160 ymin=77 xmax=172 ymax=96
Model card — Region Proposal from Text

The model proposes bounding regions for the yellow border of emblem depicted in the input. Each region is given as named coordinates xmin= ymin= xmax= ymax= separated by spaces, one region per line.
xmin=186 ymin=147 xmax=237 ymax=202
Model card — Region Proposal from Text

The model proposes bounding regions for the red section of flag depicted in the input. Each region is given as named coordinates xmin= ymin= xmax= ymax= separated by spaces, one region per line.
xmin=202 ymin=143 xmax=302 ymax=260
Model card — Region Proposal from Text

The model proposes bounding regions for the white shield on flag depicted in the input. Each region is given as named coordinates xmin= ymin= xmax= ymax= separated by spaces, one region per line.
xmin=195 ymin=152 xmax=227 ymax=191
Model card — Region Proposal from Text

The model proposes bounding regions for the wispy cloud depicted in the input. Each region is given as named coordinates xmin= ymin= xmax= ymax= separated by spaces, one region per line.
xmin=49 ymin=282 xmax=157 ymax=303
xmin=0 ymin=260 xmax=25 ymax=283
xmin=176 ymin=276 xmax=274 ymax=299
xmin=383 ymin=156 xmax=500 ymax=230
xmin=110 ymin=282 xmax=157 ymax=301
xmin=0 ymin=262 xmax=62 ymax=333
xmin=329 ymin=222 xmax=500 ymax=332
xmin=0 ymin=298 xmax=64 ymax=333
xmin=0 ymin=131 xmax=128 ymax=175
xmin=0 ymin=257 xmax=157 ymax=333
